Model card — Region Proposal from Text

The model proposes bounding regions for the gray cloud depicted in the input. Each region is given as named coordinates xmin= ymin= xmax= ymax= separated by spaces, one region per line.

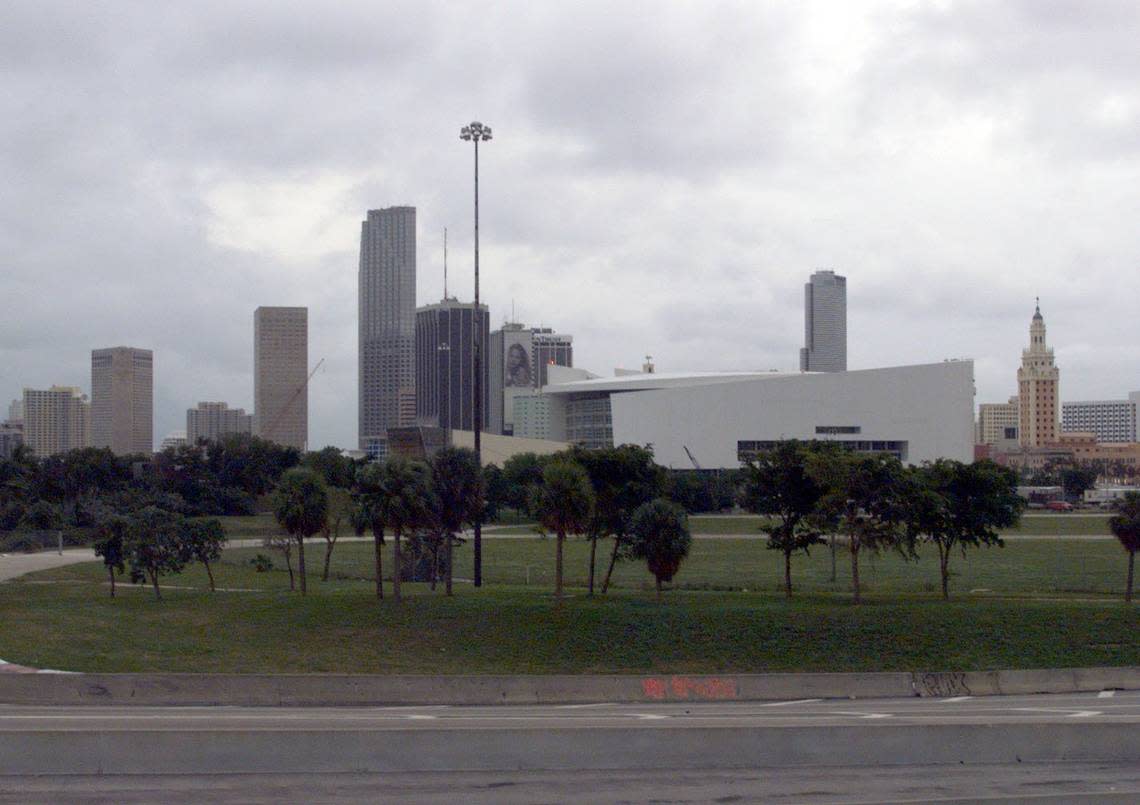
xmin=2 ymin=0 xmax=1139 ymax=449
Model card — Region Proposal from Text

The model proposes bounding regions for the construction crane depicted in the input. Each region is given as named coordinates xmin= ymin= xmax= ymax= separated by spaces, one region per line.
xmin=682 ymin=445 xmax=702 ymax=470
xmin=263 ymin=357 xmax=325 ymax=450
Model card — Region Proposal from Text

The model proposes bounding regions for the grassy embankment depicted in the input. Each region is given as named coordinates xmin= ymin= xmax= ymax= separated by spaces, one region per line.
xmin=1 ymin=521 xmax=1135 ymax=674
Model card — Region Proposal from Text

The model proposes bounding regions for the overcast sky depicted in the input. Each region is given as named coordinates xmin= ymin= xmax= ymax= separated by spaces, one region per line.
xmin=2 ymin=0 xmax=1138 ymax=450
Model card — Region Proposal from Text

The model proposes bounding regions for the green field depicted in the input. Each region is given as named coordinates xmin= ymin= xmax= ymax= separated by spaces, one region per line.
xmin=0 ymin=534 xmax=1136 ymax=675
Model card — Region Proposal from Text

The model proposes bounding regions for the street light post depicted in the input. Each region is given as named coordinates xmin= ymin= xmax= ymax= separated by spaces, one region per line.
xmin=460 ymin=120 xmax=491 ymax=588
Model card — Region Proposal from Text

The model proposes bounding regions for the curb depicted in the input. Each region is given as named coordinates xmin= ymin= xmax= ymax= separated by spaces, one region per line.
xmin=0 ymin=667 xmax=1137 ymax=706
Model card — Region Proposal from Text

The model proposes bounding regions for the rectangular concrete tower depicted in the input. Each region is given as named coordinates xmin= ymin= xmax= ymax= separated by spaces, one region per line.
xmin=91 ymin=346 xmax=153 ymax=455
xmin=800 ymin=269 xmax=847 ymax=373
xmin=254 ymin=307 xmax=308 ymax=451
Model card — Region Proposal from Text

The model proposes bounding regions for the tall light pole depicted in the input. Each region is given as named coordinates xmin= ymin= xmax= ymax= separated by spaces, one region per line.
xmin=461 ymin=120 xmax=491 ymax=588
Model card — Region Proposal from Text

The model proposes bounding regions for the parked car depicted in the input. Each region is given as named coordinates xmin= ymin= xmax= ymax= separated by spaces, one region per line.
xmin=1045 ymin=500 xmax=1074 ymax=512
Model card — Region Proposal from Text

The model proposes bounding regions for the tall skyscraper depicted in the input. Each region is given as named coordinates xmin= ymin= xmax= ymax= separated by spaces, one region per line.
xmin=415 ymin=298 xmax=490 ymax=431
xmin=23 ymin=386 xmax=89 ymax=457
xmin=187 ymin=401 xmax=253 ymax=444
xmin=799 ymin=269 xmax=847 ymax=372
xmin=1018 ymin=301 xmax=1060 ymax=448
xmin=254 ymin=306 xmax=308 ymax=451
xmin=488 ymin=322 xmax=574 ymax=435
xmin=359 ymin=206 xmax=417 ymax=457
xmin=91 ymin=346 xmax=153 ymax=455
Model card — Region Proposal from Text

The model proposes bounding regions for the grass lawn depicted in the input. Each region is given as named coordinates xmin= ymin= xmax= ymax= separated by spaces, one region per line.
xmin=1 ymin=535 xmax=1136 ymax=675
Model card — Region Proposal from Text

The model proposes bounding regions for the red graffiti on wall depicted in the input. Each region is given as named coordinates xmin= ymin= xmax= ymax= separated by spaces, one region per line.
xmin=641 ymin=676 xmax=738 ymax=700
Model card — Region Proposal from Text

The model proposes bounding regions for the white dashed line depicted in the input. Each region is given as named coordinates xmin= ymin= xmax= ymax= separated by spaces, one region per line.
xmin=940 ymin=696 xmax=973 ymax=703
xmin=759 ymin=698 xmax=824 ymax=707
xmin=836 ymin=711 xmax=892 ymax=720
xmin=1098 ymin=690 xmax=1116 ymax=699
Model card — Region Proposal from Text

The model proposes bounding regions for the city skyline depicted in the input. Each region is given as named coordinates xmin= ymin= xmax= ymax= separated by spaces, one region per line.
xmin=2 ymin=2 xmax=1138 ymax=450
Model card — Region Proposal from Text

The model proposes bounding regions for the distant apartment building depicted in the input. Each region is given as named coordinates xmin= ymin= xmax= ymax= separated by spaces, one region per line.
xmin=91 ymin=346 xmax=154 ymax=455
xmin=512 ymin=393 xmax=568 ymax=441
xmin=160 ymin=431 xmax=187 ymax=452
xmin=977 ymin=397 xmax=1019 ymax=446
xmin=187 ymin=401 xmax=253 ymax=444
xmin=254 ymin=306 xmax=308 ymax=451
xmin=0 ymin=422 xmax=22 ymax=460
xmin=7 ymin=399 xmax=23 ymax=424
xmin=488 ymin=322 xmax=573 ymax=435
xmin=22 ymin=386 xmax=89 ymax=457
xmin=1062 ymin=393 xmax=1139 ymax=443
xmin=359 ymin=206 xmax=417 ymax=457
xmin=800 ymin=269 xmax=847 ymax=372
xmin=1017 ymin=302 xmax=1060 ymax=448
xmin=415 ymin=298 xmax=490 ymax=432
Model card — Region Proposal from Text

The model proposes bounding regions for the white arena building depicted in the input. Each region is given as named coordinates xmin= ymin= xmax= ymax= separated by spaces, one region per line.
xmin=528 ymin=360 xmax=975 ymax=469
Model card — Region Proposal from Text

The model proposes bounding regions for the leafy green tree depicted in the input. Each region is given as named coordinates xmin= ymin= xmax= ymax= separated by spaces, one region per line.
xmin=741 ymin=441 xmax=828 ymax=598
xmin=92 ymin=514 xmax=129 ymax=597
xmin=1109 ymin=491 xmax=1140 ymax=603
xmin=351 ymin=462 xmax=388 ymax=599
xmin=374 ymin=458 xmax=432 ymax=602
xmin=18 ymin=500 xmax=62 ymax=531
xmin=906 ymin=460 xmax=1023 ymax=599
xmin=207 ymin=433 xmax=301 ymax=498
xmin=481 ymin=463 xmax=506 ymax=523
xmin=429 ymin=447 xmax=483 ymax=596
xmin=501 ymin=452 xmax=548 ymax=514
xmin=124 ymin=506 xmax=187 ymax=600
xmin=531 ymin=459 xmax=594 ymax=603
xmin=179 ymin=518 xmax=227 ymax=592
xmin=809 ymin=451 xmax=909 ymax=604
xmin=272 ymin=468 xmax=329 ymax=595
xmin=629 ymin=498 xmax=692 ymax=600
xmin=1060 ymin=465 xmax=1098 ymax=502
xmin=304 ymin=446 xmax=355 ymax=489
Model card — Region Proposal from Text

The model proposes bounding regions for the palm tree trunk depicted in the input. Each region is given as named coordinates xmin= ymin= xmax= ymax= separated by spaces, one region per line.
xmin=939 ymin=542 xmax=951 ymax=600
xmin=588 ymin=535 xmax=598 ymax=596
xmin=784 ymin=549 xmax=793 ymax=598
xmin=285 ymin=550 xmax=295 ymax=591
xmin=297 ymin=537 xmax=307 ymax=595
xmin=1127 ymin=550 xmax=1135 ymax=604
xmin=205 ymin=561 xmax=216 ymax=593
xmin=393 ymin=530 xmax=402 ymax=602
xmin=601 ymin=537 xmax=620 ymax=594
xmin=829 ymin=533 xmax=837 ymax=583
xmin=656 ymin=576 xmax=662 ymax=602
xmin=373 ymin=527 xmax=384 ymax=599
xmin=149 ymin=569 xmax=162 ymax=601
xmin=108 ymin=567 xmax=116 ymax=598
xmin=322 ymin=540 xmax=333 ymax=582
xmin=445 ymin=533 xmax=454 ymax=596
xmin=555 ymin=532 xmax=564 ymax=603
xmin=850 ymin=538 xmax=861 ymax=605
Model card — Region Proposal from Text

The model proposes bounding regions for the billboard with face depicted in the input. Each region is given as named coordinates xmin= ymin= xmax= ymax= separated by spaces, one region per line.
xmin=504 ymin=334 xmax=533 ymax=388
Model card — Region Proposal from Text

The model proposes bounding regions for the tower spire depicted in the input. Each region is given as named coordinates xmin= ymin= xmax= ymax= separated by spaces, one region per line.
xmin=443 ymin=227 xmax=448 ymax=300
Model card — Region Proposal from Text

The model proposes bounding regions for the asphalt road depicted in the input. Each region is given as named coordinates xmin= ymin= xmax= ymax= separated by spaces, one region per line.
xmin=2 ymin=693 xmax=1139 ymax=802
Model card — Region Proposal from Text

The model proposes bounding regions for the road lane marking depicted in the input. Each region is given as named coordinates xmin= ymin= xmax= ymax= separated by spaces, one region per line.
xmin=1098 ymin=691 xmax=1116 ymax=698
xmin=403 ymin=715 xmax=438 ymax=720
xmin=759 ymin=699 xmax=824 ymax=707
xmin=836 ymin=711 xmax=892 ymax=719
xmin=1012 ymin=708 xmax=1101 ymax=718
xmin=632 ymin=713 xmax=668 ymax=720
xmin=940 ymin=696 xmax=973 ymax=703
xmin=556 ymin=703 xmax=613 ymax=709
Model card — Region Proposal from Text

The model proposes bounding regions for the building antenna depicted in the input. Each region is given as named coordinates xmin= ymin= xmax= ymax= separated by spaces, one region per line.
xmin=443 ymin=228 xmax=448 ymax=300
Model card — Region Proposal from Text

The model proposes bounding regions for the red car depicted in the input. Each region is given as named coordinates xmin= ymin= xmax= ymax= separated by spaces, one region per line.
xmin=1046 ymin=500 xmax=1074 ymax=512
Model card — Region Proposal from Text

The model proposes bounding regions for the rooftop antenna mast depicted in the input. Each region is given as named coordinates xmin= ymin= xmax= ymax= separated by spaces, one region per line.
xmin=443 ymin=227 xmax=448 ymax=300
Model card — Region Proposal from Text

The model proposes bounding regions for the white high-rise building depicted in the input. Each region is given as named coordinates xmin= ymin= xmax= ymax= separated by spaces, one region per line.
xmin=23 ymin=386 xmax=89 ymax=457
xmin=977 ymin=396 xmax=1020 ymax=446
xmin=359 ymin=206 xmax=417 ymax=457
xmin=91 ymin=346 xmax=154 ymax=455
xmin=1062 ymin=393 xmax=1139 ymax=443
xmin=254 ymin=306 xmax=308 ymax=451
xmin=799 ymin=269 xmax=847 ymax=372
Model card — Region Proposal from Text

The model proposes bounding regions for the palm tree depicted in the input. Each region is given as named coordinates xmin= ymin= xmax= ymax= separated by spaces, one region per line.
xmin=531 ymin=459 xmax=594 ymax=604
xmin=429 ymin=447 xmax=483 ymax=596
xmin=375 ymin=457 xmax=432 ymax=603
xmin=1109 ymin=491 xmax=1140 ymax=603
xmin=629 ymin=498 xmax=692 ymax=601
xmin=271 ymin=468 xmax=329 ymax=595
xmin=351 ymin=462 xmax=387 ymax=599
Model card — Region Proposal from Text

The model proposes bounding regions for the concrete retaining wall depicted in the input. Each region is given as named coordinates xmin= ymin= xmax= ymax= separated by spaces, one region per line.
xmin=3 ymin=723 xmax=1137 ymax=775
xmin=0 ymin=667 xmax=1136 ymax=707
